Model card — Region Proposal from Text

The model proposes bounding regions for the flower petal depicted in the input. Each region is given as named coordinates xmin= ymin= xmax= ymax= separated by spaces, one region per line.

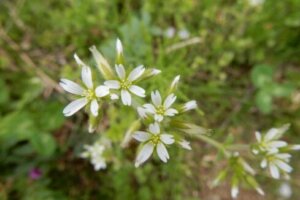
xmin=160 ymin=134 xmax=175 ymax=145
xmin=231 ymin=186 xmax=239 ymax=199
xmin=129 ymin=85 xmax=145 ymax=97
xmin=268 ymin=141 xmax=288 ymax=148
xmin=165 ymin=108 xmax=178 ymax=116
xmin=255 ymin=131 xmax=262 ymax=142
xmin=154 ymin=114 xmax=163 ymax=122
xmin=121 ymin=89 xmax=131 ymax=106
xmin=163 ymin=93 xmax=176 ymax=108
xmin=179 ymin=139 xmax=191 ymax=150
xmin=133 ymin=131 xmax=150 ymax=142
xmin=63 ymin=98 xmax=88 ymax=116
xmin=135 ymin=143 xmax=154 ymax=167
xmin=110 ymin=93 xmax=119 ymax=100
xmin=104 ymin=80 xmax=120 ymax=89
xmin=151 ymin=90 xmax=162 ymax=106
xmin=115 ymin=64 xmax=126 ymax=80
xmin=156 ymin=143 xmax=169 ymax=163
xmin=265 ymin=128 xmax=278 ymax=141
xmin=59 ymin=79 xmax=84 ymax=95
xmin=182 ymin=100 xmax=197 ymax=111
xmin=143 ymin=104 xmax=156 ymax=114
xmin=149 ymin=123 xmax=160 ymax=134
xmin=81 ymin=66 xmax=93 ymax=89
xmin=137 ymin=107 xmax=148 ymax=118
xmin=95 ymin=85 xmax=110 ymax=97
xmin=260 ymin=159 xmax=267 ymax=168
xmin=275 ymin=160 xmax=292 ymax=173
xmin=116 ymin=38 xmax=123 ymax=55
xmin=90 ymin=99 xmax=99 ymax=116
xmin=270 ymin=164 xmax=280 ymax=179
xmin=127 ymin=65 xmax=145 ymax=81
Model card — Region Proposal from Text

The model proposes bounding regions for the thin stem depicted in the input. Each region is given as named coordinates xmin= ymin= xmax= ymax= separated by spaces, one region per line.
xmin=192 ymin=134 xmax=231 ymax=157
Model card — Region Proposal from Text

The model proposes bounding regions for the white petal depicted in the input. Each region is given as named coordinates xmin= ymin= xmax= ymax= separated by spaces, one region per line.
xmin=90 ymin=99 xmax=99 ymax=116
xmin=255 ymin=131 xmax=262 ymax=142
xmin=116 ymin=38 xmax=123 ymax=55
xmin=182 ymin=100 xmax=197 ymax=111
xmin=59 ymin=79 xmax=84 ymax=95
xmin=135 ymin=143 xmax=154 ymax=167
xmin=154 ymin=114 xmax=163 ymax=122
xmin=151 ymin=90 xmax=162 ymax=106
xmin=165 ymin=108 xmax=178 ymax=116
xmin=260 ymin=159 xmax=267 ymax=168
xmin=137 ymin=107 xmax=148 ymax=118
xmin=163 ymin=94 xmax=177 ymax=108
xmin=110 ymin=93 xmax=119 ymax=100
xmin=81 ymin=66 xmax=93 ymax=89
xmin=104 ymin=80 xmax=120 ymax=89
xmin=149 ymin=123 xmax=160 ymax=134
xmin=121 ymin=89 xmax=131 ymax=106
xmin=179 ymin=139 xmax=192 ymax=150
xmin=74 ymin=53 xmax=87 ymax=67
xmin=160 ymin=134 xmax=175 ymax=145
xmin=256 ymin=187 xmax=265 ymax=196
xmin=290 ymin=144 xmax=300 ymax=150
xmin=276 ymin=153 xmax=291 ymax=160
xmin=129 ymin=85 xmax=145 ymax=97
xmin=150 ymin=69 xmax=161 ymax=76
xmin=143 ymin=104 xmax=156 ymax=114
xmin=270 ymin=164 xmax=280 ymax=179
xmin=127 ymin=65 xmax=145 ymax=81
xmin=156 ymin=143 xmax=169 ymax=163
xmin=95 ymin=85 xmax=110 ymax=97
xmin=115 ymin=64 xmax=126 ymax=80
xmin=265 ymin=128 xmax=278 ymax=141
xmin=275 ymin=160 xmax=292 ymax=173
xmin=231 ymin=186 xmax=239 ymax=199
xmin=133 ymin=131 xmax=150 ymax=142
xmin=268 ymin=141 xmax=288 ymax=148
xmin=63 ymin=98 xmax=88 ymax=116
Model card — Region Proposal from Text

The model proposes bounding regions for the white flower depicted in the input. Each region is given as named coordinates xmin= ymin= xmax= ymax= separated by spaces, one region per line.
xmin=81 ymin=143 xmax=107 ymax=171
xmin=116 ymin=38 xmax=123 ymax=56
xmin=133 ymin=123 xmax=175 ymax=167
xmin=253 ymin=129 xmax=288 ymax=154
xmin=104 ymin=64 xmax=146 ymax=106
xmin=60 ymin=54 xmax=110 ymax=117
xmin=279 ymin=182 xmax=292 ymax=199
xmin=140 ymin=90 xmax=178 ymax=122
xmin=260 ymin=153 xmax=293 ymax=179
xmin=181 ymin=100 xmax=197 ymax=112
xmin=178 ymin=139 xmax=192 ymax=150
xmin=178 ymin=29 xmax=190 ymax=39
xmin=231 ymin=186 xmax=239 ymax=199
xmin=249 ymin=0 xmax=264 ymax=6
xmin=165 ymin=27 xmax=176 ymax=38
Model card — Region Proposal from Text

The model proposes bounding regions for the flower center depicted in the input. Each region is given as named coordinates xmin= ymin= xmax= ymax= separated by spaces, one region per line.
xmin=85 ymin=89 xmax=96 ymax=101
xmin=151 ymin=134 xmax=161 ymax=145
xmin=120 ymin=80 xmax=131 ymax=90
xmin=156 ymin=106 xmax=165 ymax=115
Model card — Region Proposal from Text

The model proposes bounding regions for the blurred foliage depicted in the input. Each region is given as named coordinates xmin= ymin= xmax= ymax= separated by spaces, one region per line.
xmin=0 ymin=0 xmax=300 ymax=199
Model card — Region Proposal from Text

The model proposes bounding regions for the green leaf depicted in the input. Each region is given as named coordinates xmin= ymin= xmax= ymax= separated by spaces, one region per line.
xmin=30 ymin=133 xmax=57 ymax=157
xmin=251 ymin=64 xmax=274 ymax=88
xmin=269 ymin=83 xmax=295 ymax=97
xmin=255 ymin=91 xmax=273 ymax=114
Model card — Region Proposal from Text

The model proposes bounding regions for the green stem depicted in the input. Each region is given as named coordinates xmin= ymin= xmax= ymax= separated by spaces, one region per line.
xmin=192 ymin=134 xmax=231 ymax=157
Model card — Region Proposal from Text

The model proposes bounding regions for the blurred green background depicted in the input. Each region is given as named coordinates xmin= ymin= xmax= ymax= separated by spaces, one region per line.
xmin=0 ymin=0 xmax=300 ymax=199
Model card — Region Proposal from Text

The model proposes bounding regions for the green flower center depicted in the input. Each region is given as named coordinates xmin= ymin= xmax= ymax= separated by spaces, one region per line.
xmin=120 ymin=80 xmax=131 ymax=90
xmin=85 ymin=89 xmax=96 ymax=101
xmin=151 ymin=134 xmax=161 ymax=145
xmin=156 ymin=106 xmax=165 ymax=115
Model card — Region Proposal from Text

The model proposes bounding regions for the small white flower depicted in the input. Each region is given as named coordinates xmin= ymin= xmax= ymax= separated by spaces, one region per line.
xmin=178 ymin=29 xmax=190 ymax=39
xmin=254 ymin=130 xmax=288 ymax=154
xmin=279 ymin=182 xmax=292 ymax=199
xmin=261 ymin=153 xmax=293 ymax=179
xmin=178 ymin=139 xmax=192 ymax=150
xmin=60 ymin=54 xmax=110 ymax=117
xmin=248 ymin=0 xmax=264 ymax=6
xmin=116 ymin=38 xmax=123 ymax=56
xmin=140 ymin=90 xmax=178 ymax=122
xmin=231 ymin=186 xmax=239 ymax=199
xmin=165 ymin=27 xmax=176 ymax=38
xmin=104 ymin=64 xmax=146 ymax=106
xmin=81 ymin=143 xmax=107 ymax=171
xmin=181 ymin=100 xmax=197 ymax=112
xmin=133 ymin=123 xmax=175 ymax=167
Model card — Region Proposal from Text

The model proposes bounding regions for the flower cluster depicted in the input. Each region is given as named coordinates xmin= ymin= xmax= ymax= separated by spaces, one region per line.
xmin=80 ymin=142 xmax=107 ymax=171
xmin=252 ymin=124 xmax=300 ymax=179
